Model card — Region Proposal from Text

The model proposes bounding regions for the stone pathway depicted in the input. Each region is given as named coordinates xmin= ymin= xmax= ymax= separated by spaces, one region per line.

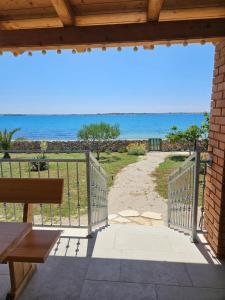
xmin=108 ymin=152 xmax=171 ymax=223
xmin=109 ymin=210 xmax=164 ymax=226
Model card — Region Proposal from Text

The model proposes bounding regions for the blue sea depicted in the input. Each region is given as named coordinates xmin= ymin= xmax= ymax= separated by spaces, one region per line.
xmin=0 ymin=114 xmax=205 ymax=141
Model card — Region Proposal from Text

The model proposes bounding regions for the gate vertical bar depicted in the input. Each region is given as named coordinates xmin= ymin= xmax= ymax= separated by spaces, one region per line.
xmin=191 ymin=150 xmax=200 ymax=242
xmin=167 ymin=182 xmax=171 ymax=226
xmin=86 ymin=151 xmax=92 ymax=237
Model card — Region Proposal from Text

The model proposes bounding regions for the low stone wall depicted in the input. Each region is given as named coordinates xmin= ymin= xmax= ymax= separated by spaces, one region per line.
xmin=161 ymin=140 xmax=207 ymax=152
xmin=11 ymin=140 xmax=148 ymax=152
xmin=10 ymin=139 xmax=207 ymax=153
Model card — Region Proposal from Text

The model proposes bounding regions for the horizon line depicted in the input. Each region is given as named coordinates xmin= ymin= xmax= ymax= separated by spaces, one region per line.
xmin=0 ymin=112 xmax=208 ymax=116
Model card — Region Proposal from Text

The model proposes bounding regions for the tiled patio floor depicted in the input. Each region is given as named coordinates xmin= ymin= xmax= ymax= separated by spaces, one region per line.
xmin=1 ymin=224 xmax=225 ymax=300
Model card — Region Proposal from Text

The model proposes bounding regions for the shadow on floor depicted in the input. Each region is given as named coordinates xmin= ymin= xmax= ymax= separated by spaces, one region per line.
xmin=1 ymin=225 xmax=225 ymax=300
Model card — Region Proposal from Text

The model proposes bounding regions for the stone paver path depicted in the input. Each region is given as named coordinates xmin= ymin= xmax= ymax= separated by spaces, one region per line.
xmin=108 ymin=152 xmax=171 ymax=222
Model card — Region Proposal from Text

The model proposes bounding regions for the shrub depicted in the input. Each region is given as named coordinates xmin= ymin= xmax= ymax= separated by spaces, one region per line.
xmin=30 ymin=154 xmax=49 ymax=172
xmin=117 ymin=146 xmax=127 ymax=153
xmin=127 ymin=143 xmax=146 ymax=156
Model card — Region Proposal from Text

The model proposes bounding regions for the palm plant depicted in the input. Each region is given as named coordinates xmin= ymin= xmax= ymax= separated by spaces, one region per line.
xmin=0 ymin=128 xmax=20 ymax=159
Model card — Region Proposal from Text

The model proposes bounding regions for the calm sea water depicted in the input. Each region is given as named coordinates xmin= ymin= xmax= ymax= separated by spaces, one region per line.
xmin=0 ymin=114 xmax=205 ymax=141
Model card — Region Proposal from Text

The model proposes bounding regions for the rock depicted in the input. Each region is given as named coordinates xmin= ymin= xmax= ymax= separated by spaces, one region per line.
xmin=118 ymin=210 xmax=140 ymax=217
xmin=108 ymin=214 xmax=118 ymax=220
xmin=113 ymin=217 xmax=131 ymax=223
xmin=151 ymin=219 xmax=164 ymax=226
xmin=129 ymin=216 xmax=152 ymax=226
xmin=141 ymin=211 xmax=162 ymax=220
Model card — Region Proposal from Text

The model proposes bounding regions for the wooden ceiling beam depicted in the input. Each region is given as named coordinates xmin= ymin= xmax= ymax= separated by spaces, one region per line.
xmin=0 ymin=18 xmax=224 ymax=50
xmin=160 ymin=6 xmax=225 ymax=21
xmin=147 ymin=0 xmax=165 ymax=21
xmin=51 ymin=0 xmax=74 ymax=26
xmin=0 ymin=6 xmax=225 ymax=29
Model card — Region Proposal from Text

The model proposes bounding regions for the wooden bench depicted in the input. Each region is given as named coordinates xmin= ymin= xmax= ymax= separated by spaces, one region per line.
xmin=0 ymin=178 xmax=64 ymax=300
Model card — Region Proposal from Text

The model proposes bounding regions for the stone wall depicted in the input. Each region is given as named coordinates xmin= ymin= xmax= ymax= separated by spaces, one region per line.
xmin=11 ymin=140 xmax=148 ymax=152
xmin=161 ymin=140 xmax=207 ymax=152
xmin=10 ymin=139 xmax=207 ymax=153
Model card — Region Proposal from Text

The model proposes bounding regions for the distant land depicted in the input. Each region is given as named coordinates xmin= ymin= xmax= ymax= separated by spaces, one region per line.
xmin=0 ymin=112 xmax=208 ymax=116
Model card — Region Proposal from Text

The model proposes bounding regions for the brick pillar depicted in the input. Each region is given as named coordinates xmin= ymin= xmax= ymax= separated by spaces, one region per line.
xmin=204 ymin=40 xmax=225 ymax=258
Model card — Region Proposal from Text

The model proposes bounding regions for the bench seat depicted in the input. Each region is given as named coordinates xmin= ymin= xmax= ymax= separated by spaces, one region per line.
xmin=6 ymin=230 xmax=61 ymax=263
xmin=0 ymin=178 xmax=64 ymax=299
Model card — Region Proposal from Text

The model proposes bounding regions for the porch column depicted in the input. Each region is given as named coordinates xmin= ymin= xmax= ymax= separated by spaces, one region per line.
xmin=204 ymin=40 xmax=225 ymax=258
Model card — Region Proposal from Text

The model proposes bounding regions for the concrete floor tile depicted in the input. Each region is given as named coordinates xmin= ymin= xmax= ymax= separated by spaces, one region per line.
xmin=18 ymin=257 xmax=90 ymax=300
xmin=86 ymin=258 xmax=121 ymax=281
xmin=186 ymin=264 xmax=225 ymax=288
xmin=115 ymin=231 xmax=159 ymax=251
xmin=156 ymin=285 xmax=225 ymax=300
xmin=120 ymin=249 xmax=207 ymax=263
xmin=51 ymin=237 xmax=88 ymax=257
xmin=93 ymin=231 xmax=117 ymax=250
xmin=0 ymin=275 xmax=10 ymax=300
xmin=18 ymin=284 xmax=78 ymax=300
xmin=80 ymin=280 xmax=157 ymax=300
xmin=120 ymin=260 xmax=192 ymax=286
xmin=0 ymin=264 xmax=9 ymax=275
xmin=92 ymin=248 xmax=122 ymax=259
xmin=2 ymin=225 xmax=224 ymax=300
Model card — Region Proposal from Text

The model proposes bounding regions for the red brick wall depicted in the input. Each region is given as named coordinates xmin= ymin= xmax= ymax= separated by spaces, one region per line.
xmin=205 ymin=40 xmax=225 ymax=258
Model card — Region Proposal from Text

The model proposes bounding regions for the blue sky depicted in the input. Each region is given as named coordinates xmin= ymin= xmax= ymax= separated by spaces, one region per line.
xmin=0 ymin=44 xmax=214 ymax=114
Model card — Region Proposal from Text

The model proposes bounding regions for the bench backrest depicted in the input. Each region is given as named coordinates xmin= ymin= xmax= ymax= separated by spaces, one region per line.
xmin=0 ymin=178 xmax=64 ymax=204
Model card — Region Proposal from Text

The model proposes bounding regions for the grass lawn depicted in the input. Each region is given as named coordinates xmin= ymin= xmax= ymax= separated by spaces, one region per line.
xmin=99 ymin=152 xmax=138 ymax=186
xmin=152 ymin=154 xmax=206 ymax=206
xmin=0 ymin=151 xmax=138 ymax=224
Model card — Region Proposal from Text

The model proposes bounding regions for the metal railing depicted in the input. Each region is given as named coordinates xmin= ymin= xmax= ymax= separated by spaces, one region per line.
xmin=168 ymin=151 xmax=210 ymax=242
xmin=86 ymin=152 xmax=108 ymax=236
xmin=0 ymin=151 xmax=108 ymax=234
xmin=168 ymin=151 xmax=200 ymax=242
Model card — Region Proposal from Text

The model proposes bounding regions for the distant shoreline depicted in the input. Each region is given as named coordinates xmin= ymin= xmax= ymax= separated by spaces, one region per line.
xmin=0 ymin=112 xmax=207 ymax=116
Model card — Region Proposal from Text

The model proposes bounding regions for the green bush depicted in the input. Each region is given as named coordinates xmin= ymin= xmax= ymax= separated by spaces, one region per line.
xmin=30 ymin=154 xmax=49 ymax=172
xmin=127 ymin=143 xmax=146 ymax=156
xmin=117 ymin=147 xmax=127 ymax=153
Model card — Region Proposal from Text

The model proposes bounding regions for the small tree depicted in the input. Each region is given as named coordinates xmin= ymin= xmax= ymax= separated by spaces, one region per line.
xmin=77 ymin=122 xmax=120 ymax=160
xmin=166 ymin=126 xmax=185 ymax=144
xmin=183 ymin=125 xmax=202 ymax=153
xmin=0 ymin=128 xmax=20 ymax=159
xmin=201 ymin=112 xmax=210 ymax=138
xmin=200 ymin=112 xmax=210 ymax=150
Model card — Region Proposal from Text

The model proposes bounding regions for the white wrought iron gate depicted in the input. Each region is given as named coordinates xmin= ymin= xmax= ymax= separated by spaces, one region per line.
xmin=168 ymin=151 xmax=200 ymax=242
xmin=86 ymin=152 xmax=108 ymax=236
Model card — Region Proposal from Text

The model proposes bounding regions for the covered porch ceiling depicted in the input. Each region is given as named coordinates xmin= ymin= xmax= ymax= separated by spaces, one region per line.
xmin=0 ymin=0 xmax=225 ymax=52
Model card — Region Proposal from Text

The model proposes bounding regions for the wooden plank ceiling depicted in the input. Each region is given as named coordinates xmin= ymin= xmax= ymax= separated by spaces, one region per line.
xmin=0 ymin=0 xmax=224 ymax=52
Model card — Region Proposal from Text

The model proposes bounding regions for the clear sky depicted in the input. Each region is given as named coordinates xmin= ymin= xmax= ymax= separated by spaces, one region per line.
xmin=0 ymin=44 xmax=214 ymax=114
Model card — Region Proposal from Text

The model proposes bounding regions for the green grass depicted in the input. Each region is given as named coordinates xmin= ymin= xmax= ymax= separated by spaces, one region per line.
xmin=99 ymin=152 xmax=138 ymax=186
xmin=0 ymin=152 xmax=138 ymax=223
xmin=152 ymin=155 xmax=188 ymax=200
